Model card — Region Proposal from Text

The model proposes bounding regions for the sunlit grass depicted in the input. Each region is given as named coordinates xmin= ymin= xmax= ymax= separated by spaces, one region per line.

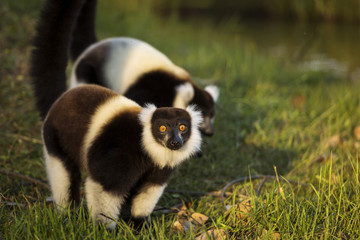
xmin=1 ymin=0 xmax=360 ymax=238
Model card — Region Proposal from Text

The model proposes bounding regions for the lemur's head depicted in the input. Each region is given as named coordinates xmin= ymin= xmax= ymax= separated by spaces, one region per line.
xmin=139 ymin=104 xmax=202 ymax=168
xmin=174 ymin=83 xmax=219 ymax=137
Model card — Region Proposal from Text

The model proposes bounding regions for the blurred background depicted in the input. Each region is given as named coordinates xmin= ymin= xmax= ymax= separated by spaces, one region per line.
xmin=109 ymin=0 xmax=360 ymax=82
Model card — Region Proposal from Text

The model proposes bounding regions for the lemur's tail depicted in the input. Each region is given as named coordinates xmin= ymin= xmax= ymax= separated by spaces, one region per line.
xmin=29 ymin=0 xmax=97 ymax=119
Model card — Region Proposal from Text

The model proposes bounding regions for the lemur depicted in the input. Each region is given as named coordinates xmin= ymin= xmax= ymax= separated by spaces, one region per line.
xmin=30 ymin=0 xmax=203 ymax=229
xmin=31 ymin=0 xmax=219 ymax=136
xmin=42 ymin=84 xmax=202 ymax=229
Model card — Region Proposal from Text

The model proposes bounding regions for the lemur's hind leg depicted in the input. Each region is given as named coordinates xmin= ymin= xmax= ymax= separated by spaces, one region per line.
xmin=85 ymin=177 xmax=125 ymax=230
xmin=44 ymin=148 xmax=81 ymax=210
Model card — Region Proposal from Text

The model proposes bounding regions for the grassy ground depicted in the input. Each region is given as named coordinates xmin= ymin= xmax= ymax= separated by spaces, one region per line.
xmin=1 ymin=0 xmax=360 ymax=239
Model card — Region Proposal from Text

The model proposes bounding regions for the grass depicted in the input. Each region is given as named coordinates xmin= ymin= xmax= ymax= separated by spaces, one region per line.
xmin=1 ymin=0 xmax=360 ymax=239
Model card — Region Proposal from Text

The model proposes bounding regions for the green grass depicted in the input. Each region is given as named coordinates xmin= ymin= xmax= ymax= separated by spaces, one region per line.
xmin=1 ymin=0 xmax=360 ymax=239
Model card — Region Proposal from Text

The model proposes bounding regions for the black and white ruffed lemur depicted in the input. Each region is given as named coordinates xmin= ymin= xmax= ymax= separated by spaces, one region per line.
xmin=31 ymin=0 xmax=219 ymax=136
xmin=30 ymin=0 xmax=203 ymax=229
xmin=42 ymin=84 xmax=202 ymax=229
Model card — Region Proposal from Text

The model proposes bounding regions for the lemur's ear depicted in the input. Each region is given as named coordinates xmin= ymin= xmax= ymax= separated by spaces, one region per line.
xmin=186 ymin=104 xmax=203 ymax=129
xmin=205 ymin=85 xmax=219 ymax=102
xmin=173 ymin=82 xmax=195 ymax=109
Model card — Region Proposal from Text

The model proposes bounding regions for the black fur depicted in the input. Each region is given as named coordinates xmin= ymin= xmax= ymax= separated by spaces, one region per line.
xmin=42 ymin=123 xmax=81 ymax=206
xmin=75 ymin=44 xmax=108 ymax=86
xmin=151 ymin=107 xmax=191 ymax=150
xmin=30 ymin=0 xmax=98 ymax=119
xmin=43 ymin=85 xmax=197 ymax=226
xmin=87 ymin=110 xmax=153 ymax=193
xmin=70 ymin=0 xmax=98 ymax=61
xmin=124 ymin=71 xmax=184 ymax=107
xmin=43 ymin=86 xmax=117 ymax=204
xmin=43 ymin=86 xmax=118 ymax=162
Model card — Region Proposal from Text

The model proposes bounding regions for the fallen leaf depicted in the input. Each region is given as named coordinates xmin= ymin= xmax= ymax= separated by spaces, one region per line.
xmin=291 ymin=94 xmax=305 ymax=109
xmin=354 ymin=126 xmax=360 ymax=140
xmin=327 ymin=134 xmax=340 ymax=148
xmin=173 ymin=219 xmax=192 ymax=233
xmin=261 ymin=229 xmax=281 ymax=240
xmin=314 ymin=153 xmax=330 ymax=163
xmin=195 ymin=229 xmax=227 ymax=240
xmin=173 ymin=212 xmax=209 ymax=233
xmin=225 ymin=199 xmax=252 ymax=219
xmin=272 ymin=233 xmax=281 ymax=240
xmin=173 ymin=220 xmax=185 ymax=233
xmin=208 ymin=190 xmax=232 ymax=197
xmin=191 ymin=212 xmax=209 ymax=225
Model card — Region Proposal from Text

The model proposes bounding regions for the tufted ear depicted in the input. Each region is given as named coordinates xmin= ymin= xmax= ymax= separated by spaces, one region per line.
xmin=186 ymin=104 xmax=203 ymax=129
xmin=205 ymin=85 xmax=219 ymax=102
xmin=138 ymin=103 xmax=157 ymax=126
xmin=173 ymin=82 xmax=195 ymax=109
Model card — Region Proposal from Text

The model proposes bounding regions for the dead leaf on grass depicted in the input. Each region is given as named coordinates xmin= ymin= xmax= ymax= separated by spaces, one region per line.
xmin=172 ymin=211 xmax=210 ymax=233
xmin=173 ymin=220 xmax=185 ymax=233
xmin=291 ymin=94 xmax=306 ymax=109
xmin=225 ymin=198 xmax=253 ymax=219
xmin=191 ymin=212 xmax=209 ymax=225
xmin=327 ymin=134 xmax=340 ymax=148
xmin=260 ymin=229 xmax=281 ymax=240
xmin=195 ymin=229 xmax=227 ymax=240
xmin=208 ymin=190 xmax=232 ymax=197
xmin=354 ymin=126 xmax=360 ymax=140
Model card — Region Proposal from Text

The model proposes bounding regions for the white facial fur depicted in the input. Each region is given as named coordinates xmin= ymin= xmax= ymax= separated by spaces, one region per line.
xmin=43 ymin=147 xmax=70 ymax=210
xmin=85 ymin=177 xmax=125 ymax=230
xmin=205 ymin=85 xmax=220 ymax=102
xmin=139 ymin=104 xmax=202 ymax=169
xmin=173 ymin=82 xmax=195 ymax=109
xmin=81 ymin=94 xmax=141 ymax=171
xmin=131 ymin=184 xmax=167 ymax=218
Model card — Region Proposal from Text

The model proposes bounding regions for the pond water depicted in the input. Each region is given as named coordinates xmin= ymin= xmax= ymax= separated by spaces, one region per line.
xmin=238 ymin=20 xmax=360 ymax=81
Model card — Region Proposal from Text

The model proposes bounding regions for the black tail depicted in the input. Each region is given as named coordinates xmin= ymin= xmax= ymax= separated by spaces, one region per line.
xmin=30 ymin=0 xmax=97 ymax=119
xmin=70 ymin=0 xmax=98 ymax=61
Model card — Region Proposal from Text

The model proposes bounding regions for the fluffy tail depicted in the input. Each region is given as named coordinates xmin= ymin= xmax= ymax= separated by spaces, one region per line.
xmin=30 ymin=0 xmax=97 ymax=119
xmin=70 ymin=0 xmax=98 ymax=61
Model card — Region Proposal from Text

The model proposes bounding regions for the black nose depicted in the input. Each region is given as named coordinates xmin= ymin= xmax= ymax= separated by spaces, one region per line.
xmin=201 ymin=129 xmax=214 ymax=136
xmin=167 ymin=139 xmax=182 ymax=150
xmin=171 ymin=140 xmax=180 ymax=147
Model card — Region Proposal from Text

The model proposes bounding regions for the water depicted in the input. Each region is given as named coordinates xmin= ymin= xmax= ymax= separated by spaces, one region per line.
xmin=238 ymin=20 xmax=360 ymax=81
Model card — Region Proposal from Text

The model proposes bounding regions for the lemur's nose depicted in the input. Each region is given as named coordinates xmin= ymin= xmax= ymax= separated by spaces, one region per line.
xmin=170 ymin=140 xmax=180 ymax=147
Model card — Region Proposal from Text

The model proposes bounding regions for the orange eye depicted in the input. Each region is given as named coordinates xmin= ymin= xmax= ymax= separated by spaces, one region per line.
xmin=159 ymin=125 xmax=167 ymax=132
xmin=179 ymin=124 xmax=186 ymax=131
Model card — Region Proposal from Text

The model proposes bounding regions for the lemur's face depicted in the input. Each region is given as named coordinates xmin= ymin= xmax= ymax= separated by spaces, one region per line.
xmin=151 ymin=108 xmax=192 ymax=150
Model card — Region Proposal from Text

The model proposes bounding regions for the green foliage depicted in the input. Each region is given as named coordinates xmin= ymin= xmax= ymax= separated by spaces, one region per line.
xmin=1 ymin=0 xmax=360 ymax=238
xmin=153 ymin=0 xmax=360 ymax=23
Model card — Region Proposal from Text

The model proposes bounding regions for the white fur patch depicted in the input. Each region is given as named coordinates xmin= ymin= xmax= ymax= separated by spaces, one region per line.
xmin=43 ymin=147 xmax=70 ymax=210
xmin=70 ymin=37 xmax=190 ymax=94
xmin=205 ymin=85 xmax=220 ymax=102
xmin=139 ymin=104 xmax=202 ymax=169
xmin=108 ymin=38 xmax=190 ymax=93
xmin=85 ymin=177 xmax=125 ymax=230
xmin=131 ymin=184 xmax=167 ymax=218
xmin=82 ymin=95 xmax=141 ymax=170
xmin=173 ymin=82 xmax=195 ymax=109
